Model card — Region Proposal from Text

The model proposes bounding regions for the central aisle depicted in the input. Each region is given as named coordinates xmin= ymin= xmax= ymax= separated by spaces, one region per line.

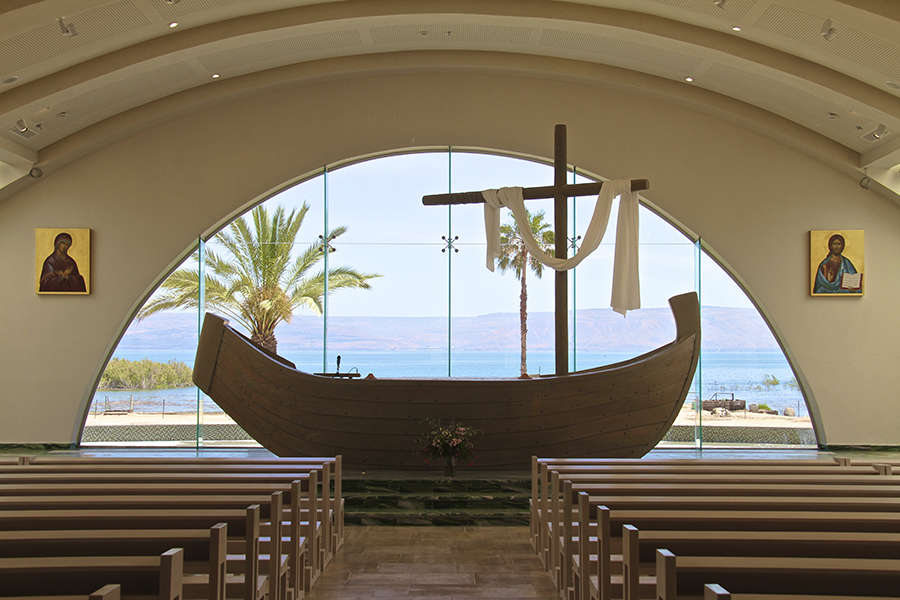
xmin=308 ymin=526 xmax=556 ymax=598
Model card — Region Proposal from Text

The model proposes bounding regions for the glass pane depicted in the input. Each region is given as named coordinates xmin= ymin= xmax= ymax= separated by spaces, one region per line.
xmin=84 ymin=250 xmax=201 ymax=447
xmin=198 ymin=174 xmax=325 ymax=447
xmin=698 ymin=250 xmax=815 ymax=447
xmin=449 ymin=153 xmax=556 ymax=377
xmin=325 ymin=153 xmax=450 ymax=377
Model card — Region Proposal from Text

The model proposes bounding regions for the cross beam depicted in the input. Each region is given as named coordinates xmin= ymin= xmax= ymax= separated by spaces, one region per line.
xmin=422 ymin=124 xmax=650 ymax=375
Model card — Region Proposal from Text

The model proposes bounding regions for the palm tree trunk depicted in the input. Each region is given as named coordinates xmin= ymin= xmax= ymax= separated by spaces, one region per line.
xmin=251 ymin=329 xmax=278 ymax=355
xmin=519 ymin=250 xmax=528 ymax=377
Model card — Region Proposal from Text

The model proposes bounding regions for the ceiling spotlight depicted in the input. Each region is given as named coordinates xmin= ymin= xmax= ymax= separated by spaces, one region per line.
xmin=15 ymin=119 xmax=28 ymax=133
xmin=887 ymin=81 xmax=900 ymax=90
xmin=827 ymin=112 xmax=839 ymax=119
xmin=1 ymin=75 xmax=19 ymax=85
xmin=168 ymin=21 xmax=179 ymax=29
xmin=57 ymin=17 xmax=77 ymax=37
xmin=820 ymin=19 xmax=836 ymax=41
xmin=211 ymin=73 xmax=220 ymax=79
xmin=713 ymin=0 xmax=726 ymax=7
xmin=29 ymin=167 xmax=43 ymax=179
xmin=731 ymin=26 xmax=742 ymax=32
xmin=684 ymin=76 xmax=694 ymax=83
xmin=861 ymin=123 xmax=888 ymax=142
xmin=164 ymin=0 xmax=180 ymax=4
xmin=859 ymin=175 xmax=871 ymax=189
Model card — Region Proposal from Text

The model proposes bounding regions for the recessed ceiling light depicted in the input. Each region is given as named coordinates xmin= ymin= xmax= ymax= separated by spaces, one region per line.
xmin=211 ymin=73 xmax=220 ymax=79
xmin=168 ymin=21 xmax=179 ymax=29
xmin=827 ymin=112 xmax=839 ymax=120
xmin=887 ymin=81 xmax=900 ymax=90
xmin=684 ymin=76 xmax=694 ymax=83
xmin=731 ymin=26 xmax=742 ymax=32
xmin=57 ymin=111 xmax=68 ymax=119
xmin=820 ymin=19 xmax=835 ymax=41
xmin=2 ymin=75 xmax=19 ymax=85
xmin=713 ymin=0 xmax=725 ymax=7
xmin=164 ymin=0 xmax=180 ymax=4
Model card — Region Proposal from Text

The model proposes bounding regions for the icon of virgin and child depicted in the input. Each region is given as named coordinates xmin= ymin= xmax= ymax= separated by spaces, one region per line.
xmin=813 ymin=233 xmax=860 ymax=294
xmin=39 ymin=232 xmax=87 ymax=292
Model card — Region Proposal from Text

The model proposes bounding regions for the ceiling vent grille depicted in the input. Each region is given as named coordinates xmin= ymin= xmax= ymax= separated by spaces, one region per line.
xmin=0 ymin=1 xmax=149 ymax=74
xmin=649 ymin=0 xmax=757 ymax=19
xmin=756 ymin=4 xmax=900 ymax=81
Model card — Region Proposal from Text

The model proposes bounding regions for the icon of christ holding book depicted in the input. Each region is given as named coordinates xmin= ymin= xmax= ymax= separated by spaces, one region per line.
xmin=813 ymin=233 xmax=861 ymax=294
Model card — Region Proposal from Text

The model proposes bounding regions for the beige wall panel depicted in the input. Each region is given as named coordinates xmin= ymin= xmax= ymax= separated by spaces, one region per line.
xmin=0 ymin=69 xmax=897 ymax=446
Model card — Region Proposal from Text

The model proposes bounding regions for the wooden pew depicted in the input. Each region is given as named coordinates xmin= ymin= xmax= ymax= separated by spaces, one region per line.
xmin=5 ymin=462 xmax=341 ymax=557
xmin=703 ymin=582 xmax=900 ymax=600
xmin=20 ymin=454 xmax=344 ymax=547
xmin=0 ymin=548 xmax=183 ymax=600
xmin=531 ymin=461 xmax=887 ymax=560
xmin=0 ymin=491 xmax=318 ymax=581
xmin=3 ymin=583 xmax=120 ymax=600
xmin=541 ymin=469 xmax=898 ymax=562
xmin=655 ymin=550 xmax=900 ymax=600
xmin=3 ymin=457 xmax=339 ymax=594
xmin=573 ymin=500 xmax=900 ymax=600
xmin=0 ymin=484 xmax=317 ymax=597
xmin=0 ymin=525 xmax=226 ymax=600
xmin=549 ymin=483 xmax=900 ymax=591
xmin=0 ymin=503 xmax=271 ymax=600
xmin=537 ymin=470 xmax=900 ymax=569
xmin=620 ymin=526 xmax=900 ymax=600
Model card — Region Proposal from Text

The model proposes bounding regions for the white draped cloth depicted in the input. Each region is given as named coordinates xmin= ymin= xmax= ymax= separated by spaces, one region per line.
xmin=482 ymin=179 xmax=640 ymax=316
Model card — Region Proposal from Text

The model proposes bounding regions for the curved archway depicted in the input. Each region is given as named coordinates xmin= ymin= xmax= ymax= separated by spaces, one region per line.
xmin=82 ymin=149 xmax=817 ymax=449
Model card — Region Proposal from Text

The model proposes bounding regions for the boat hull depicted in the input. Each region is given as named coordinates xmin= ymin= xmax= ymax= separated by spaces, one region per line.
xmin=194 ymin=293 xmax=700 ymax=469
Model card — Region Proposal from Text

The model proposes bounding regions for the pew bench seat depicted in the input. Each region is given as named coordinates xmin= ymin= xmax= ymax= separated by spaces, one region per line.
xmin=657 ymin=551 xmax=900 ymax=600
xmin=0 ymin=550 xmax=182 ymax=600
xmin=704 ymin=583 xmax=900 ymax=600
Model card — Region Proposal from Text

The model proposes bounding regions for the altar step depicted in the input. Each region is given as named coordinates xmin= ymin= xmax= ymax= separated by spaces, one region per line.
xmin=342 ymin=477 xmax=531 ymax=526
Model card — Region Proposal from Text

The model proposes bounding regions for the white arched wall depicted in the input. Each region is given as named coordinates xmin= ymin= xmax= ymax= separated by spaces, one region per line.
xmin=1 ymin=55 xmax=898 ymax=447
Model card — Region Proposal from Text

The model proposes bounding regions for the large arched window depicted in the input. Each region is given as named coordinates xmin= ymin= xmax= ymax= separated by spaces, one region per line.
xmin=83 ymin=151 xmax=814 ymax=449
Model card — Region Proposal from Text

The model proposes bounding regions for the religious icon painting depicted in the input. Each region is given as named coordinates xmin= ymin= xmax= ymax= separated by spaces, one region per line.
xmin=35 ymin=228 xmax=91 ymax=295
xmin=810 ymin=230 xmax=863 ymax=296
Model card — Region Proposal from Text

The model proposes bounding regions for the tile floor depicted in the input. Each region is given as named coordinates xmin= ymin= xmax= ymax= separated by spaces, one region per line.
xmin=308 ymin=526 xmax=556 ymax=599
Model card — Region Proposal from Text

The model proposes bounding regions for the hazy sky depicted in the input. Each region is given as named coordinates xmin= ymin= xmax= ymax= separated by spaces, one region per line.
xmin=209 ymin=151 xmax=753 ymax=318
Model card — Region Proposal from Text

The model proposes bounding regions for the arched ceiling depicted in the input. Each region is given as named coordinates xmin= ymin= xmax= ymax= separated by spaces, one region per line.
xmin=0 ymin=0 xmax=898 ymax=197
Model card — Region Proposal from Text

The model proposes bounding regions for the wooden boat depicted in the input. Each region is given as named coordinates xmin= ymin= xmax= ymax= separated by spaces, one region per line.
xmin=193 ymin=292 xmax=700 ymax=469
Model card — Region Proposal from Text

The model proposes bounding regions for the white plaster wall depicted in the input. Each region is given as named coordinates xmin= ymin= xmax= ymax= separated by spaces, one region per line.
xmin=1 ymin=69 xmax=898 ymax=446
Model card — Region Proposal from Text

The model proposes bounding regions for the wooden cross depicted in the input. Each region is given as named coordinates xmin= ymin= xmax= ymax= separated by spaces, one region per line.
xmin=422 ymin=124 xmax=650 ymax=376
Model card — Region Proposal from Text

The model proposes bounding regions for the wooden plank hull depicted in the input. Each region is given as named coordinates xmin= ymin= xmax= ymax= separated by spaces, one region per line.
xmin=193 ymin=293 xmax=700 ymax=469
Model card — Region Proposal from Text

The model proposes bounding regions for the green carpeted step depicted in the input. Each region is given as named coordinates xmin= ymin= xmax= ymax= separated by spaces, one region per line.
xmin=341 ymin=478 xmax=533 ymax=526
xmin=344 ymin=507 xmax=530 ymax=526
xmin=346 ymin=493 xmax=529 ymax=510
xmin=342 ymin=479 xmax=531 ymax=494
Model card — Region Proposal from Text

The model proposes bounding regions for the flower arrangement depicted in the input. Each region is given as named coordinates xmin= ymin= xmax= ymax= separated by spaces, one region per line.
xmin=419 ymin=418 xmax=480 ymax=476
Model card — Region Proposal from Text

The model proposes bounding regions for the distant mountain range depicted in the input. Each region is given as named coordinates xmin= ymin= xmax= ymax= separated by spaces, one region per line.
xmin=119 ymin=307 xmax=779 ymax=352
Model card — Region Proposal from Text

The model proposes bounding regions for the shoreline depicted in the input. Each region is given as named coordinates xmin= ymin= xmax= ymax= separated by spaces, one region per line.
xmin=85 ymin=406 xmax=813 ymax=429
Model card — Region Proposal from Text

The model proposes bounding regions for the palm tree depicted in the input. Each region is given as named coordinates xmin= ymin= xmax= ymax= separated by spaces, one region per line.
xmin=138 ymin=204 xmax=378 ymax=354
xmin=496 ymin=209 xmax=554 ymax=377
